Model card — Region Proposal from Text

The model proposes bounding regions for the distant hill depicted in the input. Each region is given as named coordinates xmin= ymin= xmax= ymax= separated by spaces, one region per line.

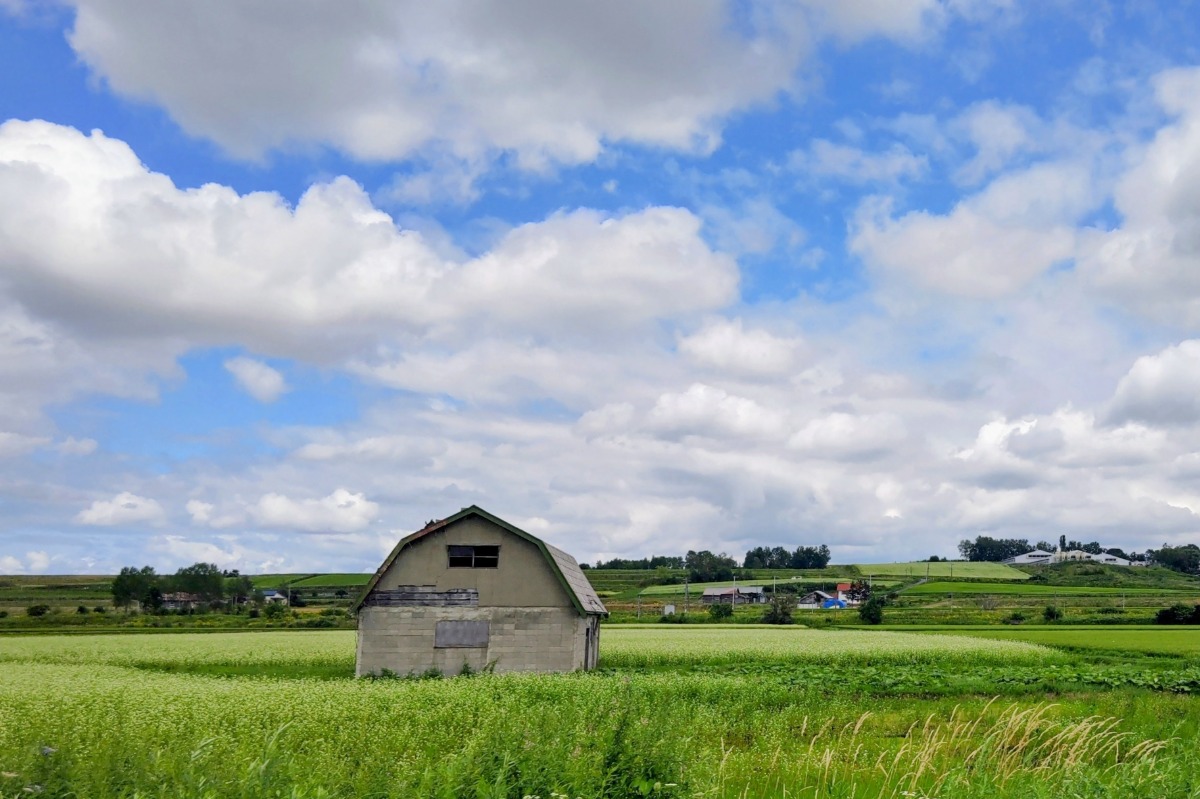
xmin=1017 ymin=561 xmax=1200 ymax=589
xmin=853 ymin=562 xmax=1029 ymax=581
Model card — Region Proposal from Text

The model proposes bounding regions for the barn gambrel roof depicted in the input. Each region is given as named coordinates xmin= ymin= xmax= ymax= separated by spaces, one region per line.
xmin=351 ymin=505 xmax=607 ymax=616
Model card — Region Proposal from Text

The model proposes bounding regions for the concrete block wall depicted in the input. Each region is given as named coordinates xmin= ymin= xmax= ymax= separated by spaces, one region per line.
xmin=357 ymin=605 xmax=591 ymax=677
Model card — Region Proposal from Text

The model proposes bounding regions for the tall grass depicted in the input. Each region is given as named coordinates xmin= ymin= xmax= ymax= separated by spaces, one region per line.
xmin=0 ymin=663 xmax=1195 ymax=798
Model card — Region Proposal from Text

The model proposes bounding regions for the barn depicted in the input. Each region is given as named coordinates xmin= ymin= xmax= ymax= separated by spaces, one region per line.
xmin=352 ymin=505 xmax=607 ymax=677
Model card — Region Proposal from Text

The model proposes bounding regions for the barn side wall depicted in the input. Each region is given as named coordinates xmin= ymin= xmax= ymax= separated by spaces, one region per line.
xmin=357 ymin=605 xmax=590 ymax=676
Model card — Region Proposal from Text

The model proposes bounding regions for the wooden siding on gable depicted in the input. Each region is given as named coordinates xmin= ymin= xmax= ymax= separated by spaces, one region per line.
xmin=362 ymin=586 xmax=479 ymax=607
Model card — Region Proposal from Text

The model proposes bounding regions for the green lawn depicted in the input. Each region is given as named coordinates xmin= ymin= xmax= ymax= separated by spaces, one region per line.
xmin=912 ymin=625 xmax=1200 ymax=657
xmin=902 ymin=580 xmax=1200 ymax=596
xmin=854 ymin=561 xmax=1029 ymax=580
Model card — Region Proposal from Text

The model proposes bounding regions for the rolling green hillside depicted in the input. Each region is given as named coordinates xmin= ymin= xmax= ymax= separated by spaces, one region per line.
xmin=854 ymin=562 xmax=1029 ymax=580
xmin=902 ymin=580 xmax=1200 ymax=597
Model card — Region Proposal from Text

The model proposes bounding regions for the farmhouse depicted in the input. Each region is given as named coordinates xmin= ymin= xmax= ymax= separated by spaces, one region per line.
xmin=1002 ymin=549 xmax=1054 ymax=565
xmin=1002 ymin=548 xmax=1141 ymax=567
xmin=160 ymin=592 xmax=202 ymax=611
xmin=352 ymin=506 xmax=606 ymax=677
xmin=701 ymin=586 xmax=766 ymax=605
xmin=797 ymin=590 xmax=833 ymax=607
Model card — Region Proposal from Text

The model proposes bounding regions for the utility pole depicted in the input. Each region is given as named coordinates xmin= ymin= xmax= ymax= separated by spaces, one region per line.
xmin=684 ymin=575 xmax=689 ymax=614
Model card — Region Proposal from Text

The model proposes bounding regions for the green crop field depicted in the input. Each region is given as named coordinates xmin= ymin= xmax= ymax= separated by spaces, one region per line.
xmin=601 ymin=625 xmax=1056 ymax=667
xmin=902 ymin=580 xmax=1200 ymax=596
xmin=289 ymin=573 xmax=372 ymax=588
xmin=2 ymin=628 xmax=1200 ymax=798
xmin=853 ymin=561 xmax=1030 ymax=580
xmin=249 ymin=574 xmax=314 ymax=589
xmin=913 ymin=625 xmax=1200 ymax=656
xmin=638 ymin=577 xmax=898 ymax=596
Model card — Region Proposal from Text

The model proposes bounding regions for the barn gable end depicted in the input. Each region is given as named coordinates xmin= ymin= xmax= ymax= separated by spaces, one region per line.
xmin=353 ymin=506 xmax=605 ymax=676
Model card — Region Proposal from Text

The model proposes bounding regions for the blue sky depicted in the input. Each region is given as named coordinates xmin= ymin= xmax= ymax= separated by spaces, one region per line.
xmin=3 ymin=0 xmax=1200 ymax=574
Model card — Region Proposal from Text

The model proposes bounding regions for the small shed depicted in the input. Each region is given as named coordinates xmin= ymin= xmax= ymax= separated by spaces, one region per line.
xmin=352 ymin=506 xmax=607 ymax=677
xmin=797 ymin=590 xmax=833 ymax=607
xmin=701 ymin=586 xmax=766 ymax=605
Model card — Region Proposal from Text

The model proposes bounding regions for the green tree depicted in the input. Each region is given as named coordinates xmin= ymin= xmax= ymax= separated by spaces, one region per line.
xmin=957 ymin=536 xmax=1033 ymax=562
xmin=789 ymin=545 xmax=831 ymax=569
xmin=1150 ymin=544 xmax=1200 ymax=574
xmin=858 ymin=597 xmax=885 ymax=625
xmin=707 ymin=602 xmax=733 ymax=621
xmin=1043 ymin=605 xmax=1062 ymax=622
xmin=172 ymin=562 xmax=225 ymax=602
xmin=263 ymin=601 xmax=288 ymax=620
xmin=845 ymin=580 xmax=872 ymax=602
xmin=111 ymin=566 xmax=159 ymax=610
xmin=761 ymin=593 xmax=795 ymax=625
xmin=685 ymin=550 xmax=737 ymax=582
xmin=225 ymin=574 xmax=255 ymax=605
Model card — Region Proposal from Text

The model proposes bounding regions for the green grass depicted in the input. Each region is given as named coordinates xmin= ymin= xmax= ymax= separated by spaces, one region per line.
xmin=853 ymin=561 xmax=1029 ymax=580
xmin=1017 ymin=562 xmax=1200 ymax=589
xmin=248 ymin=573 xmax=315 ymax=589
xmin=1 ymin=629 xmax=1199 ymax=797
xmin=639 ymin=576 xmax=899 ymax=596
xmin=913 ymin=625 xmax=1200 ymax=657
xmin=902 ymin=580 xmax=1200 ymax=596
xmin=288 ymin=573 xmax=371 ymax=588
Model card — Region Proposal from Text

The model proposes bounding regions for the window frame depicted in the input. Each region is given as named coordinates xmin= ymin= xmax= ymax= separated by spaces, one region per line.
xmin=446 ymin=544 xmax=500 ymax=569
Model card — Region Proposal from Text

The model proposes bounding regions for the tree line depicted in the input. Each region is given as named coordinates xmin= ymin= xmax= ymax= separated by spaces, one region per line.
xmin=956 ymin=535 xmax=1200 ymax=574
xmin=586 ymin=545 xmax=832 ymax=583
xmin=742 ymin=545 xmax=831 ymax=570
xmin=111 ymin=563 xmax=285 ymax=611
xmin=584 ymin=555 xmax=684 ymax=570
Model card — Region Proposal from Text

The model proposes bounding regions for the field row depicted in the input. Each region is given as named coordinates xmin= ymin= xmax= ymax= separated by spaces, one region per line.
xmin=0 ymin=626 xmax=1061 ymax=672
xmin=902 ymin=580 xmax=1200 ymax=596
xmin=1 ymin=625 xmax=1198 ymax=798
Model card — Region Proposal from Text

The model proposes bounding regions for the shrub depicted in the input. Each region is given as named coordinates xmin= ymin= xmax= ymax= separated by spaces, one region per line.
xmin=761 ymin=594 xmax=795 ymax=625
xmin=93 ymin=606 xmax=107 ymax=614
xmin=1043 ymin=605 xmax=1063 ymax=622
xmin=263 ymin=602 xmax=288 ymax=620
xmin=76 ymin=605 xmax=89 ymax=615
xmin=1005 ymin=611 xmax=1027 ymax=624
xmin=26 ymin=604 xmax=51 ymax=617
xmin=0 ymin=610 xmax=8 ymax=618
xmin=1155 ymin=603 xmax=1199 ymax=625
xmin=708 ymin=603 xmax=733 ymax=621
xmin=858 ymin=597 xmax=885 ymax=625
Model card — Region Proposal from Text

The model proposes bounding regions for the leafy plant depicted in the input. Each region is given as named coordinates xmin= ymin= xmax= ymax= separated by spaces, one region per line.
xmin=760 ymin=594 xmax=795 ymax=625
xmin=707 ymin=603 xmax=733 ymax=620
xmin=859 ymin=596 xmax=885 ymax=625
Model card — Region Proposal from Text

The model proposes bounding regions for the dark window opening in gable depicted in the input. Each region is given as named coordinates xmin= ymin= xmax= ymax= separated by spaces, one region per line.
xmin=447 ymin=545 xmax=499 ymax=568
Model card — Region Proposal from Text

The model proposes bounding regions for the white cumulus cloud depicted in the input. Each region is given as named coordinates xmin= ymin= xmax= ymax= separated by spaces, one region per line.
xmin=224 ymin=356 xmax=289 ymax=403
xmin=74 ymin=492 xmax=166 ymax=526
xmin=251 ymin=489 xmax=380 ymax=533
